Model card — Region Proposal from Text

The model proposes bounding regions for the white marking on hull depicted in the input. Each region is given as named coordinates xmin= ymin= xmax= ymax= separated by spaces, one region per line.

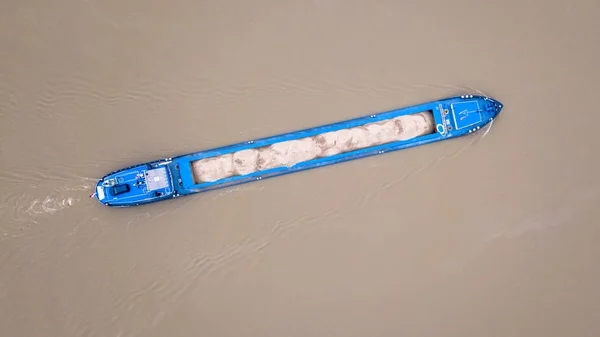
xmin=97 ymin=186 xmax=105 ymax=200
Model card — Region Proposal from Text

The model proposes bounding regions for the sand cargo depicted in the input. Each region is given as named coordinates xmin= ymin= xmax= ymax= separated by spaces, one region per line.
xmin=92 ymin=95 xmax=503 ymax=207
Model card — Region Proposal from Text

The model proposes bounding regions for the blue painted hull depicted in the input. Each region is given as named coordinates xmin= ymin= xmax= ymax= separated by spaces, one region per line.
xmin=93 ymin=95 xmax=503 ymax=207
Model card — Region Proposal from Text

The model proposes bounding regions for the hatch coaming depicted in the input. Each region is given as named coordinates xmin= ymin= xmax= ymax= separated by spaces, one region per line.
xmin=175 ymin=106 xmax=448 ymax=193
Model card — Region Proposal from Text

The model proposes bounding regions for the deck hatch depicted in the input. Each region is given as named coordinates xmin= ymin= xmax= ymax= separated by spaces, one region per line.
xmin=97 ymin=186 xmax=105 ymax=200
xmin=145 ymin=167 xmax=170 ymax=191
xmin=451 ymin=101 xmax=482 ymax=130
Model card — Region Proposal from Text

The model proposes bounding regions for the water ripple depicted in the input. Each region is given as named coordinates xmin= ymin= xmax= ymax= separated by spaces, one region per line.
xmin=0 ymin=179 xmax=94 ymax=242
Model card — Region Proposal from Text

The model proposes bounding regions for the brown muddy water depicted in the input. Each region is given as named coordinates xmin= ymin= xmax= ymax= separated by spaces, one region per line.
xmin=1 ymin=1 xmax=600 ymax=336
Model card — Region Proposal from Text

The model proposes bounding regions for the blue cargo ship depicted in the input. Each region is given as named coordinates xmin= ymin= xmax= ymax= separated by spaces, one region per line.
xmin=92 ymin=95 xmax=502 ymax=207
